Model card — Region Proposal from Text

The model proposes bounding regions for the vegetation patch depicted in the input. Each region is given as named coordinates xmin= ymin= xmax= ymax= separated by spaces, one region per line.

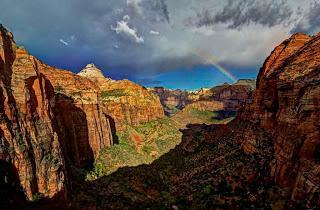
xmin=101 ymin=89 xmax=128 ymax=99
xmin=87 ymin=118 xmax=182 ymax=179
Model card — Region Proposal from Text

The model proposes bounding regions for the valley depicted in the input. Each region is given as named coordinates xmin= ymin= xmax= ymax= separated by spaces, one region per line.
xmin=0 ymin=23 xmax=319 ymax=210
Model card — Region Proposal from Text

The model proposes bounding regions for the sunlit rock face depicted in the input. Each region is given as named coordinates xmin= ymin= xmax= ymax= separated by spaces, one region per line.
xmin=239 ymin=32 xmax=320 ymax=203
xmin=78 ymin=63 xmax=110 ymax=84
xmin=78 ymin=64 xmax=165 ymax=130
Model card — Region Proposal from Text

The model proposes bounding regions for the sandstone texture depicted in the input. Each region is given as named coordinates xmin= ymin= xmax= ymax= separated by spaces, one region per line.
xmin=208 ymin=80 xmax=255 ymax=112
xmin=0 ymin=25 xmax=114 ymax=206
xmin=182 ymin=101 xmax=224 ymax=112
xmin=239 ymin=33 xmax=320 ymax=204
xmin=0 ymin=25 xmax=67 ymax=202
xmin=78 ymin=64 xmax=164 ymax=130
xmin=41 ymin=64 xmax=114 ymax=165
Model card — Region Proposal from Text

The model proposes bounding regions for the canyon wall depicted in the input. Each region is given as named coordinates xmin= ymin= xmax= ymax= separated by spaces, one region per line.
xmin=239 ymin=33 xmax=320 ymax=203
xmin=0 ymin=25 xmax=67 ymax=201
xmin=0 ymin=25 xmax=114 ymax=204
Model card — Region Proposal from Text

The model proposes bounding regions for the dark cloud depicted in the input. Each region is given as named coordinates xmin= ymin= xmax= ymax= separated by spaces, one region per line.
xmin=291 ymin=2 xmax=320 ymax=34
xmin=158 ymin=0 xmax=170 ymax=23
xmin=143 ymin=0 xmax=170 ymax=23
xmin=0 ymin=0 xmax=307 ymax=85
xmin=194 ymin=0 xmax=293 ymax=28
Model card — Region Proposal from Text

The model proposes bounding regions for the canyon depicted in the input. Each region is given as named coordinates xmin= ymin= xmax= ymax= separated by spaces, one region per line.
xmin=72 ymin=33 xmax=319 ymax=209
xmin=0 ymin=25 xmax=165 ymax=208
xmin=0 ymin=24 xmax=319 ymax=210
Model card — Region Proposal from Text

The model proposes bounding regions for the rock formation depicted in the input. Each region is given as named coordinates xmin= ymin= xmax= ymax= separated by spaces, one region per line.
xmin=0 ymin=25 xmax=67 ymax=202
xmin=150 ymin=87 xmax=191 ymax=116
xmin=209 ymin=81 xmax=255 ymax=112
xmin=0 ymin=25 xmax=114 ymax=206
xmin=78 ymin=65 xmax=164 ymax=130
xmin=150 ymin=80 xmax=255 ymax=117
xmin=239 ymin=32 xmax=320 ymax=204
xmin=182 ymin=101 xmax=224 ymax=112
xmin=42 ymin=65 xmax=114 ymax=166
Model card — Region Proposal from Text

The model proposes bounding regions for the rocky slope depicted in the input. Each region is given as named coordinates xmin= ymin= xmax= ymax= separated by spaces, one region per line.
xmin=73 ymin=33 xmax=319 ymax=209
xmin=78 ymin=65 xmax=164 ymax=130
xmin=0 ymin=25 xmax=115 ymax=208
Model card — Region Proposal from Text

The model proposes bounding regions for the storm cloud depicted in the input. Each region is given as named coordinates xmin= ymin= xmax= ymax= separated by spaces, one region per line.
xmin=0 ymin=0 xmax=317 ymax=83
xmin=291 ymin=1 xmax=320 ymax=35
xmin=193 ymin=0 xmax=293 ymax=28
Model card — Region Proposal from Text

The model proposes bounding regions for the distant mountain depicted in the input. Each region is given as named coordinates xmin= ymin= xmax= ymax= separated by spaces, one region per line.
xmin=150 ymin=79 xmax=256 ymax=116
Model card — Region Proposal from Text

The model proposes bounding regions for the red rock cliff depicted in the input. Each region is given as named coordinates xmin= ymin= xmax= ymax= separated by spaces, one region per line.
xmin=41 ymin=65 xmax=114 ymax=166
xmin=78 ymin=64 xmax=165 ymax=130
xmin=0 ymin=26 xmax=114 ymax=204
xmin=240 ymin=33 xmax=320 ymax=203
xmin=0 ymin=25 xmax=67 ymax=201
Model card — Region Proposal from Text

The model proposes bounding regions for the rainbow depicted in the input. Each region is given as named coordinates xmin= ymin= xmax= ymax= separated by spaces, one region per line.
xmin=195 ymin=50 xmax=237 ymax=83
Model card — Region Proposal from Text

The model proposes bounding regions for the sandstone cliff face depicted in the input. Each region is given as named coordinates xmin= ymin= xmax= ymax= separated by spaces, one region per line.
xmin=150 ymin=87 xmax=191 ymax=115
xmin=0 ymin=26 xmax=114 ymax=205
xmin=240 ymin=33 xmax=320 ymax=204
xmin=182 ymin=101 xmax=224 ymax=112
xmin=209 ymin=81 xmax=255 ymax=112
xmin=78 ymin=65 xmax=165 ymax=130
xmin=0 ymin=26 xmax=67 ymax=201
xmin=42 ymin=65 xmax=113 ymax=166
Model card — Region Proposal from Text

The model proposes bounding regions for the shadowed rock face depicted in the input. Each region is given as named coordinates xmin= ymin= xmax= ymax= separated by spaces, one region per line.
xmin=42 ymin=65 xmax=114 ymax=159
xmin=239 ymin=33 xmax=320 ymax=203
xmin=150 ymin=87 xmax=191 ymax=116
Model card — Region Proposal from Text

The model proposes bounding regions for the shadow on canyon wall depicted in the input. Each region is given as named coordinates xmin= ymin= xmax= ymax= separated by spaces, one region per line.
xmin=106 ymin=114 xmax=119 ymax=145
xmin=53 ymin=93 xmax=94 ymax=168
xmin=0 ymin=160 xmax=26 ymax=209
xmin=212 ymin=110 xmax=237 ymax=120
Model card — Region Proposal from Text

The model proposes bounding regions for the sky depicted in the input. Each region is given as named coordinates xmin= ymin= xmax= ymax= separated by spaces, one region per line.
xmin=0 ymin=0 xmax=320 ymax=90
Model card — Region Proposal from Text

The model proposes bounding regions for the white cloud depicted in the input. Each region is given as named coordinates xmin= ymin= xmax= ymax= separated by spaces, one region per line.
xmin=114 ymin=44 xmax=119 ymax=49
xmin=59 ymin=35 xmax=76 ymax=46
xmin=59 ymin=39 xmax=69 ymax=46
xmin=150 ymin=30 xmax=160 ymax=35
xmin=123 ymin=15 xmax=130 ymax=22
xmin=111 ymin=15 xmax=144 ymax=43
